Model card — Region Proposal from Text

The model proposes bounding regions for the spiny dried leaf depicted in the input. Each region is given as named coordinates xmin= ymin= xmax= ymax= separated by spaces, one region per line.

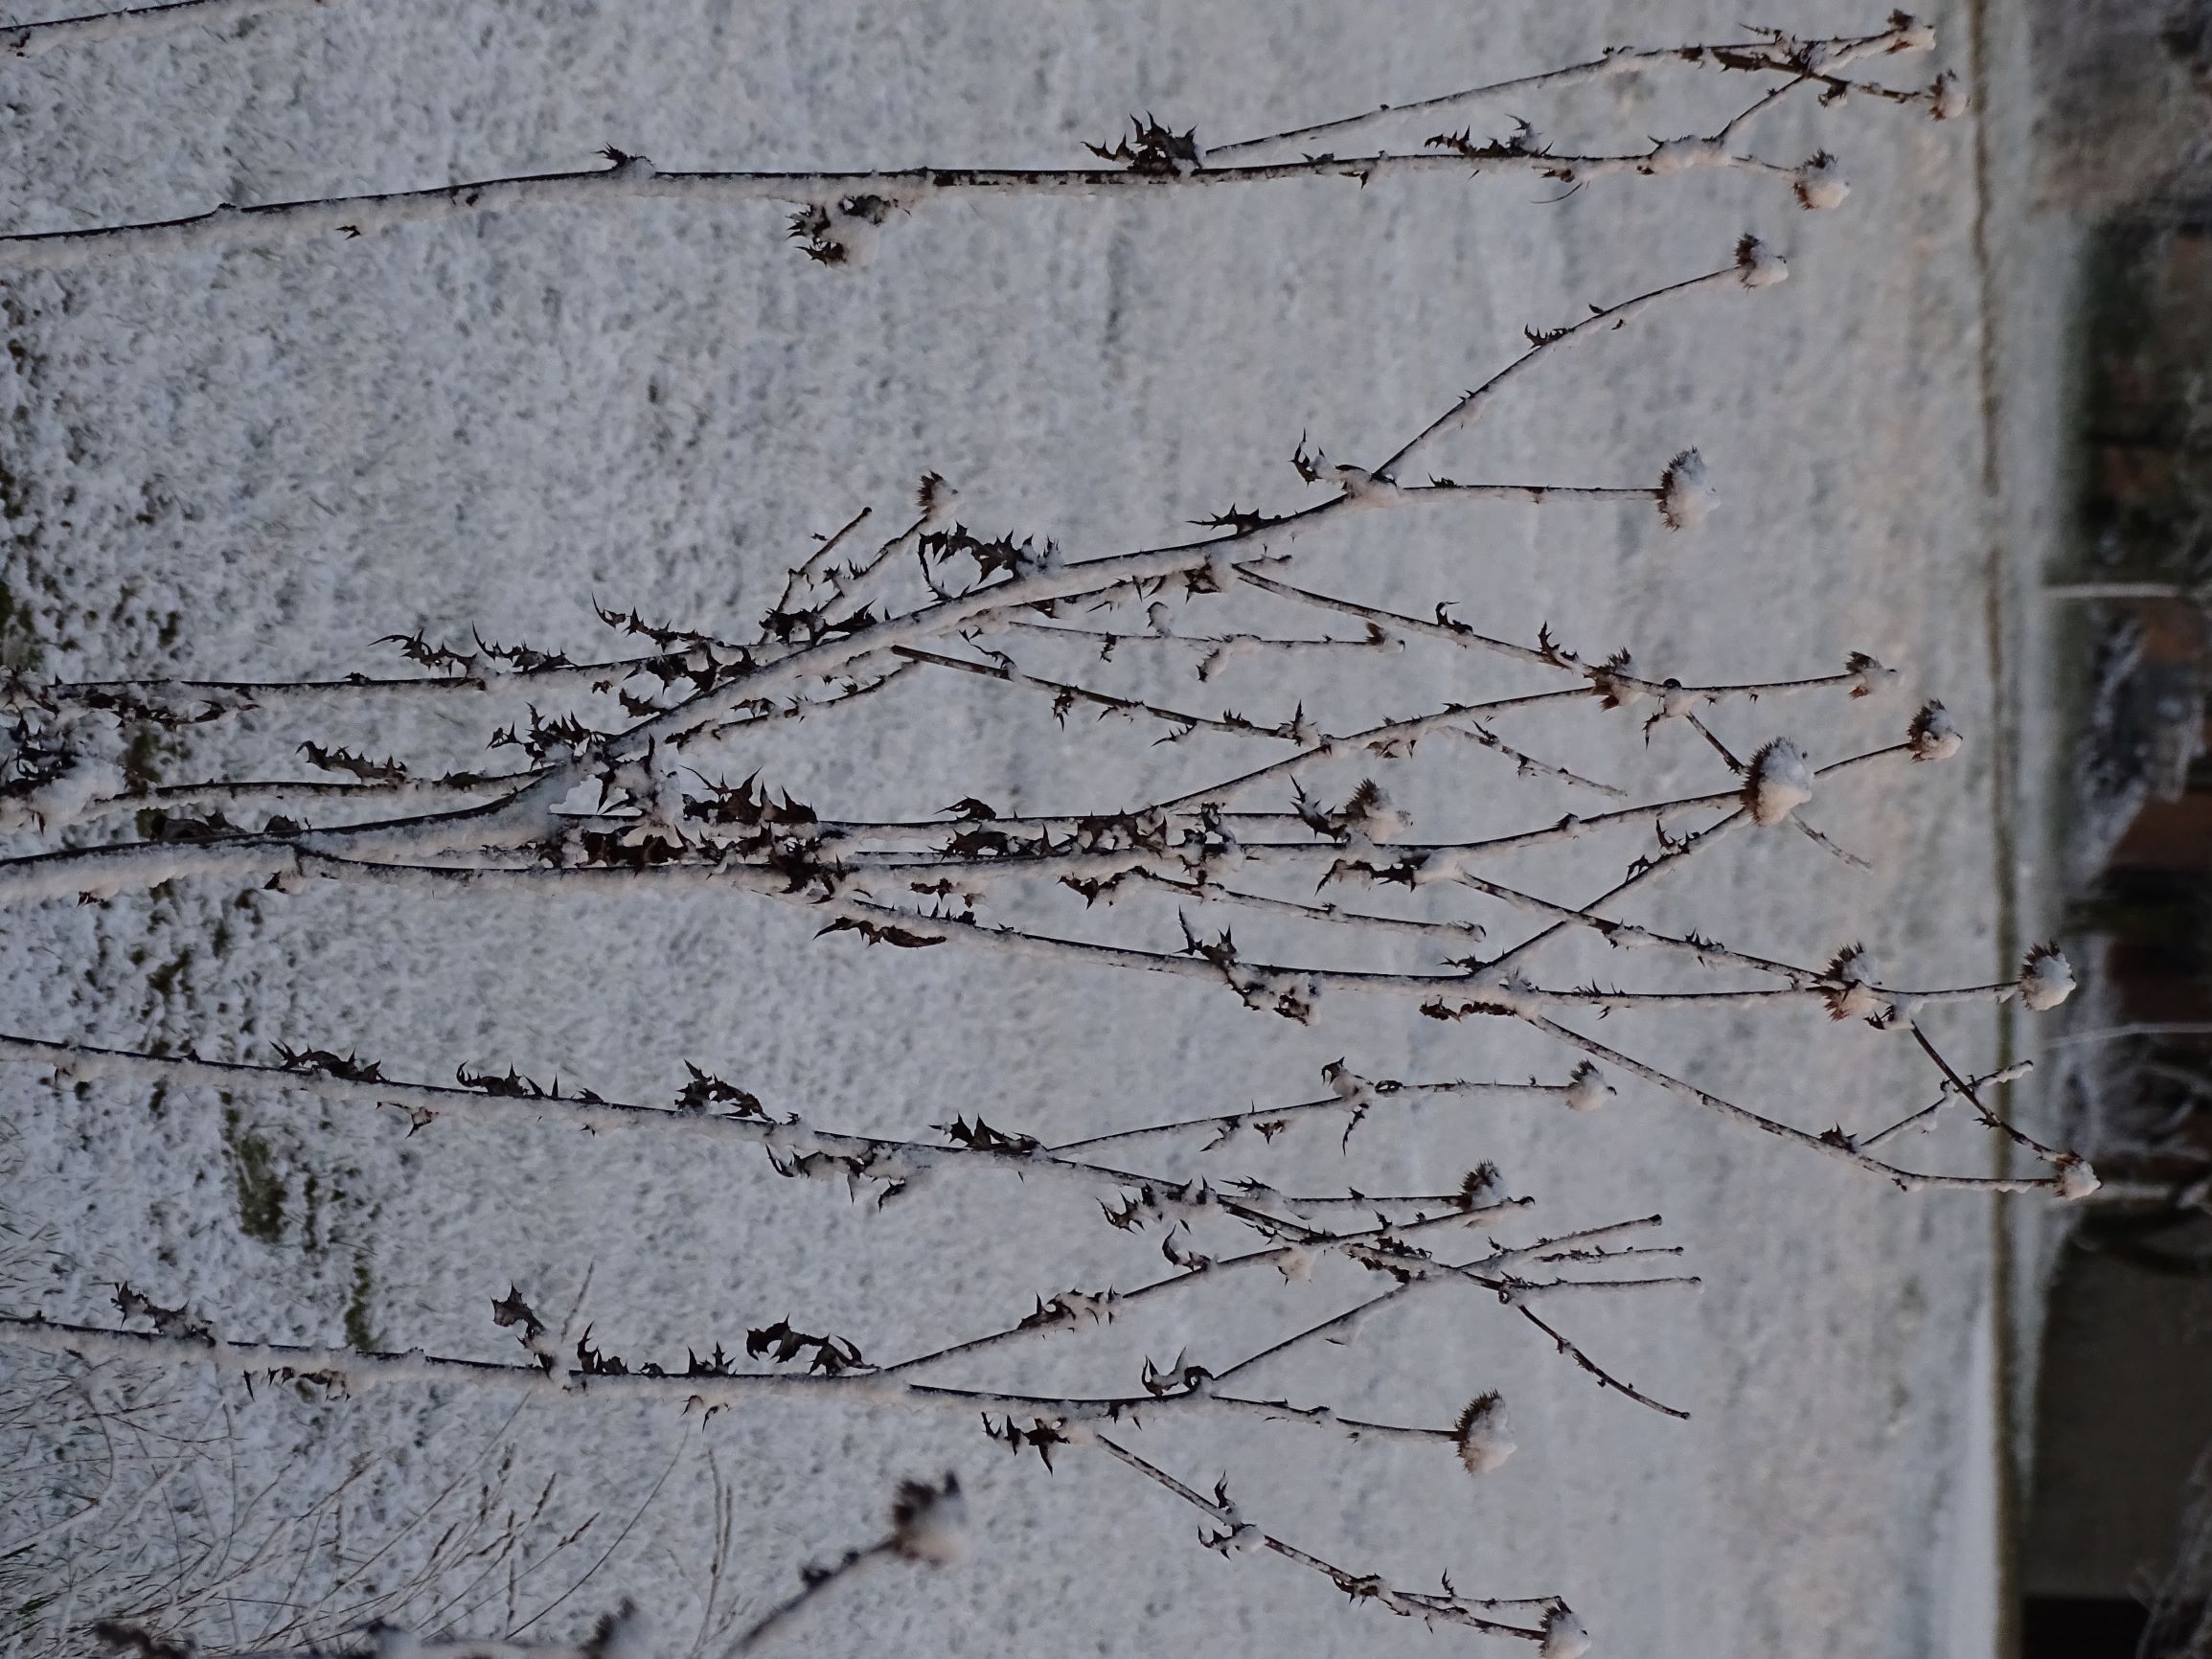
xmin=298 ymin=742 xmax=407 ymax=784
xmin=114 ymin=1283 xmax=212 ymax=1343
xmin=273 ymin=1042 xmax=384 ymax=1083
xmin=934 ymin=1114 xmax=1042 ymax=1154
xmin=675 ymin=1062 xmax=765 ymax=1118
xmin=490 ymin=1284 xmax=545 ymax=1339
xmin=745 ymin=1317 xmax=865 ymax=1375
xmin=816 ymin=916 xmax=946 ymax=949
xmin=1086 ymin=114 xmax=1201 ymax=174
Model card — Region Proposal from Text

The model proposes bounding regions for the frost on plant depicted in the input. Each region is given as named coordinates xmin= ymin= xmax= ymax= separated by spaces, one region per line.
xmin=0 ymin=11 xmax=2087 ymax=1659
xmin=1562 ymin=1061 xmax=1615 ymax=1112
xmin=1735 ymin=234 xmax=1790 ymax=289
xmin=1822 ymin=944 xmax=1887 ymax=1022
xmin=1907 ymin=699 xmax=1964 ymax=761
xmin=2018 ymin=943 xmax=2077 ymax=1011
xmin=1454 ymin=1391 xmax=1519 ymax=1475
xmin=1744 ymin=738 xmax=1815 ymax=824
xmin=1542 ymin=1605 xmax=1594 ymax=1659
xmin=1792 ymin=150 xmax=1851 ymax=210
xmin=1657 ymin=448 xmax=1718 ymax=531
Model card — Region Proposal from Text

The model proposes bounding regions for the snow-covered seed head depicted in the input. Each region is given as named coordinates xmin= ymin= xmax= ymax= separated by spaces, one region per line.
xmin=1323 ymin=1058 xmax=1373 ymax=1103
xmin=1929 ymin=70 xmax=1969 ymax=120
xmin=891 ymin=1472 xmax=968 ymax=1565
xmin=1541 ymin=1605 xmax=1594 ymax=1659
xmin=1460 ymin=1161 xmax=1506 ymax=1208
xmin=1845 ymin=651 xmax=1898 ymax=697
xmin=1821 ymin=944 xmax=1887 ymax=1022
xmin=582 ymin=1600 xmax=653 ymax=1659
xmin=1657 ymin=448 xmax=1716 ymax=531
xmin=1744 ymin=738 xmax=1814 ymax=825
xmin=1908 ymin=700 xmax=1963 ymax=761
xmin=1346 ymin=780 xmax=1406 ymax=842
xmin=2055 ymin=1155 xmax=2101 ymax=1202
xmin=1453 ymin=1392 xmax=1517 ymax=1476
xmin=1735 ymin=233 xmax=1790 ymax=289
xmin=2018 ymin=943 xmax=2076 ymax=1011
xmin=916 ymin=470 xmax=960 ymax=529
xmin=1590 ymin=649 xmax=1647 ymax=710
xmin=1563 ymin=1060 xmax=1614 ymax=1112
xmin=1893 ymin=14 xmax=1938 ymax=52
xmin=1793 ymin=151 xmax=1850 ymax=210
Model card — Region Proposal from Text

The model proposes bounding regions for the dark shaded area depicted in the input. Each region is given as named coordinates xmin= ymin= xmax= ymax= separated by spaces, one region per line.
xmin=2024 ymin=1598 xmax=2151 ymax=1659
xmin=2028 ymin=9 xmax=2212 ymax=1649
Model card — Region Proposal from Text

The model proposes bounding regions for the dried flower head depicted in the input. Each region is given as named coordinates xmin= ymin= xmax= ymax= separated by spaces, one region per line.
xmin=2018 ymin=943 xmax=2075 ymax=1011
xmin=1454 ymin=1392 xmax=1517 ymax=1476
xmin=1657 ymin=448 xmax=1717 ymax=531
xmin=891 ymin=1472 xmax=968 ymax=1565
xmin=1541 ymin=1605 xmax=1593 ymax=1659
xmin=1892 ymin=14 xmax=1939 ymax=54
xmin=1907 ymin=700 xmax=1962 ymax=761
xmin=582 ymin=1601 xmax=652 ymax=1659
xmin=916 ymin=471 xmax=960 ymax=528
xmin=1735 ymin=233 xmax=1790 ymax=288
xmin=1590 ymin=649 xmax=1647 ymax=709
xmin=1821 ymin=944 xmax=1886 ymax=1022
xmin=1563 ymin=1060 xmax=1614 ymax=1112
xmin=1793 ymin=150 xmax=1850 ymax=210
xmin=2055 ymin=1155 xmax=2101 ymax=1201
xmin=1845 ymin=651 xmax=1897 ymax=697
xmin=1744 ymin=738 xmax=1814 ymax=825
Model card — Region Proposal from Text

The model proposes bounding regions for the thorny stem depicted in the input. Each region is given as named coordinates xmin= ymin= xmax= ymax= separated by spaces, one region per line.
xmin=116 ymin=850 xmax=2028 ymax=1033
xmin=0 ymin=155 xmax=1802 ymax=276
xmin=1520 ymin=1016 xmax=2072 ymax=1193
xmin=1233 ymin=567 xmax=1882 ymax=707
xmin=875 ymin=1201 xmax=1537 ymax=1377
xmin=1511 ymin=1304 xmax=1690 ymax=1420
xmin=1207 ymin=18 xmax=1938 ymax=161
xmin=1858 ymin=1061 xmax=2033 ymax=1150
xmin=3 ymin=1038 xmax=1699 ymax=1374
xmin=0 ymin=157 xmax=1761 ymax=276
xmin=0 ymin=1032 xmax=1485 ymax=1230
xmin=891 ymin=643 xmax=1314 ymax=742
xmin=0 ymin=1313 xmax=1500 ymax=1448
xmin=725 ymin=1539 xmax=899 ymax=1656
xmin=1044 ymin=1072 xmax=1551 ymax=1156
xmin=0 ymin=17 xmax=1948 ymax=277
xmin=1475 ymin=744 xmax=1915 ymax=979
xmin=2 ymin=0 xmax=338 ymax=58
xmin=1904 ymin=1022 xmax=2076 ymax=1166
xmin=1379 ymin=268 xmax=1742 ymax=479
xmin=1089 ymin=1436 xmax=1553 ymax=1641
xmin=5 ymin=256 xmax=1760 ymax=903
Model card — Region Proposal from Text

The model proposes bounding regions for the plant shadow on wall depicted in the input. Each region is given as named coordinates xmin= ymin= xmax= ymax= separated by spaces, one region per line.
xmin=0 ymin=9 xmax=2087 ymax=1658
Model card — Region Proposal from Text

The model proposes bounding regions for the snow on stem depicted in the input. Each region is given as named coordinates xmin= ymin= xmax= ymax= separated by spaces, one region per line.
xmin=0 ymin=18 xmax=1952 ymax=272
xmin=2 ymin=0 xmax=337 ymax=59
